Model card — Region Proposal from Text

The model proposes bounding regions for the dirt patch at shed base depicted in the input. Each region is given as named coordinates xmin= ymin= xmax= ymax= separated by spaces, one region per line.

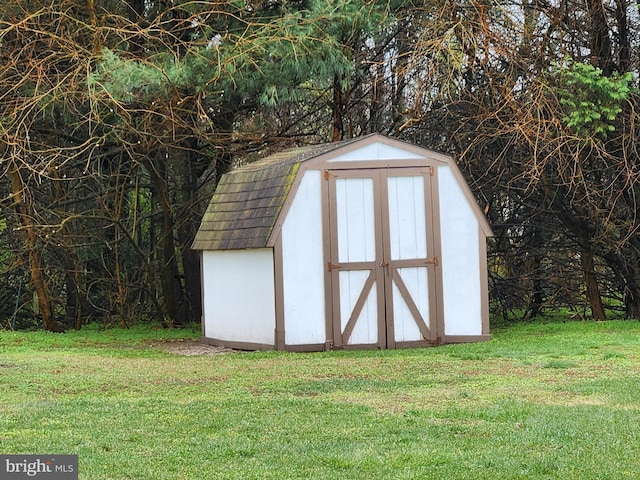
xmin=155 ymin=340 xmax=235 ymax=356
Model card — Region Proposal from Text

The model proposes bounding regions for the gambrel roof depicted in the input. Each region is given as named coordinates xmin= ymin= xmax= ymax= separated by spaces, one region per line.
xmin=192 ymin=137 xmax=363 ymax=250
xmin=192 ymin=134 xmax=493 ymax=251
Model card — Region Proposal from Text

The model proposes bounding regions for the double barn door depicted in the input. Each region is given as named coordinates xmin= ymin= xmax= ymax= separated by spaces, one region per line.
xmin=326 ymin=167 xmax=440 ymax=349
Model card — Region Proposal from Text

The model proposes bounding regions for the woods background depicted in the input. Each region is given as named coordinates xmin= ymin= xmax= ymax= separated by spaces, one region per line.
xmin=1 ymin=0 xmax=639 ymax=331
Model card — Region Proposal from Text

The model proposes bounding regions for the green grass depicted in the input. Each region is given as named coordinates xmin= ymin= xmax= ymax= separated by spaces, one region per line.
xmin=1 ymin=321 xmax=640 ymax=479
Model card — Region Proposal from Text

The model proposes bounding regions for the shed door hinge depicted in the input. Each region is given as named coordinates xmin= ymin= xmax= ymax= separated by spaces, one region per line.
xmin=425 ymin=256 xmax=439 ymax=267
xmin=324 ymin=170 xmax=337 ymax=180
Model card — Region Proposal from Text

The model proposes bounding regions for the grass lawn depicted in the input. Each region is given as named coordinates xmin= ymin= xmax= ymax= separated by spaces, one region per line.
xmin=1 ymin=320 xmax=640 ymax=479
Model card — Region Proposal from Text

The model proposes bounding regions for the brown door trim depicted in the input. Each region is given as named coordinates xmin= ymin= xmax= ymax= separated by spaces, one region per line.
xmin=325 ymin=166 xmax=441 ymax=349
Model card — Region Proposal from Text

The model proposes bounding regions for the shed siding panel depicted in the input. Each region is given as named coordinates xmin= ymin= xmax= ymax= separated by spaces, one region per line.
xmin=202 ymin=249 xmax=275 ymax=345
xmin=336 ymin=177 xmax=376 ymax=262
xmin=387 ymin=175 xmax=428 ymax=260
xmin=340 ymin=270 xmax=379 ymax=344
xmin=388 ymin=175 xmax=430 ymax=341
xmin=327 ymin=143 xmax=424 ymax=162
xmin=392 ymin=269 xmax=427 ymax=340
xmin=281 ymin=170 xmax=326 ymax=345
xmin=438 ymin=166 xmax=482 ymax=335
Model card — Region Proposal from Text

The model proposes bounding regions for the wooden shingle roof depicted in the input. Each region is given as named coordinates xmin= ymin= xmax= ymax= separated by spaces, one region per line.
xmin=192 ymin=137 xmax=362 ymax=250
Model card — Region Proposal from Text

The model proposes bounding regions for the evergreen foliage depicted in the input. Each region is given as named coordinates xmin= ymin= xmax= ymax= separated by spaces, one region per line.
xmin=88 ymin=1 xmax=365 ymax=107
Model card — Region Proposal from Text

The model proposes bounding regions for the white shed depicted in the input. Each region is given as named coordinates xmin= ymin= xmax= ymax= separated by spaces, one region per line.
xmin=192 ymin=134 xmax=493 ymax=351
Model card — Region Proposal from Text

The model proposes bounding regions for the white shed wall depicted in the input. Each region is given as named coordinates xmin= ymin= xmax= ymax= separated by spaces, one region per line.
xmin=438 ymin=166 xmax=483 ymax=336
xmin=280 ymin=170 xmax=327 ymax=345
xmin=327 ymin=143 xmax=424 ymax=162
xmin=202 ymin=249 xmax=276 ymax=345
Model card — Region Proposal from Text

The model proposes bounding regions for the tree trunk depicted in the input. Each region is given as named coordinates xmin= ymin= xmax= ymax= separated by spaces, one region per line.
xmin=172 ymin=146 xmax=203 ymax=325
xmin=145 ymin=152 xmax=185 ymax=327
xmin=332 ymin=74 xmax=345 ymax=141
xmin=622 ymin=261 xmax=640 ymax=319
xmin=59 ymin=248 xmax=84 ymax=330
xmin=586 ymin=0 xmax=615 ymax=74
xmin=9 ymin=166 xmax=60 ymax=332
xmin=613 ymin=0 xmax=630 ymax=71
xmin=624 ymin=284 xmax=640 ymax=319
xmin=549 ymin=184 xmax=607 ymax=320
xmin=529 ymin=253 xmax=544 ymax=318
xmin=159 ymin=180 xmax=182 ymax=326
xmin=580 ymin=248 xmax=606 ymax=320
xmin=603 ymin=251 xmax=640 ymax=319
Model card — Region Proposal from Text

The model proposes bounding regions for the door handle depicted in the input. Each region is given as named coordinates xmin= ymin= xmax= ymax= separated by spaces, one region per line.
xmin=379 ymin=261 xmax=389 ymax=267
